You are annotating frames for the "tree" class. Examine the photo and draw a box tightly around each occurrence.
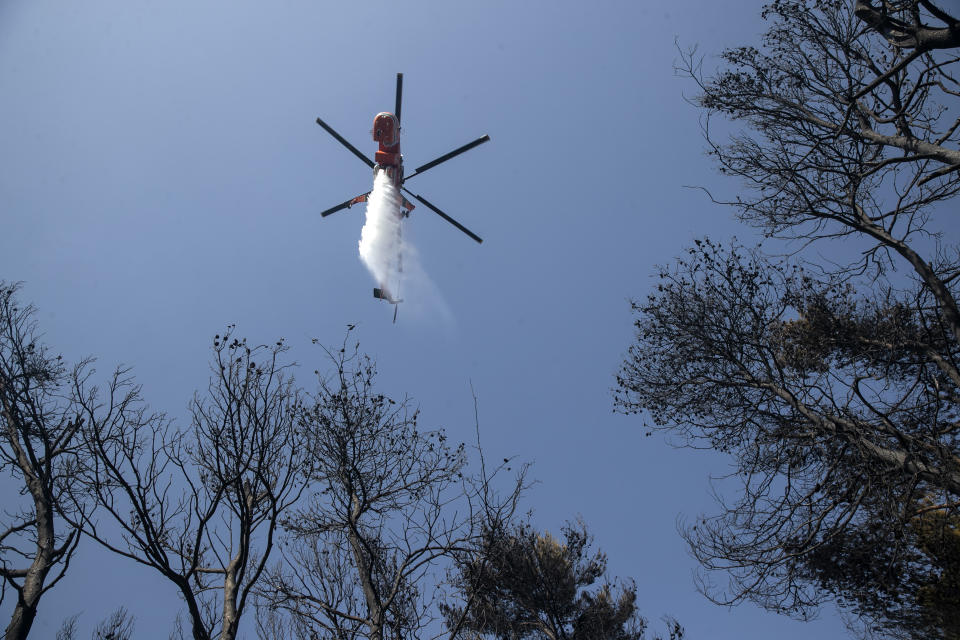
[854,1,960,52]
[55,607,135,640]
[90,607,135,640]
[617,241,960,636]
[261,339,527,640]
[801,493,960,637]
[441,520,682,640]
[616,1,960,637]
[66,328,308,640]
[0,282,82,640]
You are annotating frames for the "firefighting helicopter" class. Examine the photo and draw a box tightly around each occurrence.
[316,73,488,314]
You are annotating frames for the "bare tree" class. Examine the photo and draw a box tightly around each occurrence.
[67,328,308,640]
[261,338,526,640]
[56,614,79,640]
[0,282,82,640]
[616,1,960,637]
[91,607,135,640]
[55,607,135,640]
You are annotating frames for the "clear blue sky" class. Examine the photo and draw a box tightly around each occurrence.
[0,1,855,638]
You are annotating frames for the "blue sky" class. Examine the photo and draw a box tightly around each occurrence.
[1,1,855,638]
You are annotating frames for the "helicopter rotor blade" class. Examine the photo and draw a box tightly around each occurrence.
[320,193,368,217]
[404,134,490,182]
[315,117,375,169]
[395,73,403,124]
[402,188,483,244]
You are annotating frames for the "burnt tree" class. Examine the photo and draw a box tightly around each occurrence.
[0,283,82,640]
[262,340,526,640]
[617,1,960,637]
[67,329,308,640]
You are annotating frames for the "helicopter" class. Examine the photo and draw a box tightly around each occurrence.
[315,73,488,313]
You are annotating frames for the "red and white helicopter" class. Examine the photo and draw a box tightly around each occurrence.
[316,73,488,311]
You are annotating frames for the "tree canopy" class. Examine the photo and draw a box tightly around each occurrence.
[442,520,682,640]
[617,1,960,638]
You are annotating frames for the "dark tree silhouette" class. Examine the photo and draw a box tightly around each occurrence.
[442,520,682,640]
[90,607,135,640]
[0,282,82,640]
[617,1,960,637]
[55,607,135,640]
[66,328,308,640]
[260,339,527,640]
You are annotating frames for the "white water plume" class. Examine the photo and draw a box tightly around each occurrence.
[358,170,402,293]
[357,170,454,326]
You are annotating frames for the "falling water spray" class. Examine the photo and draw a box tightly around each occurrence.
[356,171,453,325]
[358,170,403,297]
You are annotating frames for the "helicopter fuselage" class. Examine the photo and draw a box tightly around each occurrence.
[373,112,403,187]
[371,112,414,217]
